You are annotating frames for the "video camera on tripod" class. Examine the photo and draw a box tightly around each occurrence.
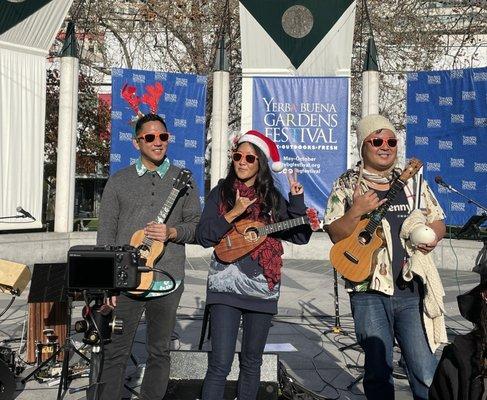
[68,245,143,346]
[66,245,146,400]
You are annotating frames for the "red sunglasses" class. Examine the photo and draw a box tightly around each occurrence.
[232,152,258,164]
[137,132,169,143]
[365,138,398,148]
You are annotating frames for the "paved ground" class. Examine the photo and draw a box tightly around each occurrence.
[0,257,480,399]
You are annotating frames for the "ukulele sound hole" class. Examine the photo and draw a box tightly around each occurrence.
[244,227,259,242]
[358,231,372,245]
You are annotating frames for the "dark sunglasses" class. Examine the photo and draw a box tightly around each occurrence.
[232,152,258,164]
[137,132,169,143]
[365,138,398,148]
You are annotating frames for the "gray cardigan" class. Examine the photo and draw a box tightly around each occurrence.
[97,164,201,282]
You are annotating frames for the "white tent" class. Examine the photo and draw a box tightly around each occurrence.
[0,0,73,230]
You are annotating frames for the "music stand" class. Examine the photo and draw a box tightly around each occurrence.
[456,214,487,240]
[22,263,90,400]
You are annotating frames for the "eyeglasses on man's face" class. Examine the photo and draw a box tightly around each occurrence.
[136,132,169,143]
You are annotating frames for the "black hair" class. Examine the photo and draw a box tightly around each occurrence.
[134,113,167,136]
[221,142,282,222]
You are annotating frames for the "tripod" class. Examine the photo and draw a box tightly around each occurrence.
[22,296,90,399]
[322,267,364,388]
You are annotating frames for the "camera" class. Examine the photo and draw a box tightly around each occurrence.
[68,245,141,291]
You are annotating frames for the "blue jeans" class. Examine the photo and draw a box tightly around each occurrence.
[350,292,438,400]
[201,304,273,400]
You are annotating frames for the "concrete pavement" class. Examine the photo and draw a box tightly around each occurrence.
[0,257,480,399]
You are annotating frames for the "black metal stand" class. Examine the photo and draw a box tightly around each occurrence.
[323,268,354,339]
[22,297,90,400]
[0,214,24,220]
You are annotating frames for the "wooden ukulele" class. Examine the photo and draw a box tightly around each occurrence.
[214,208,320,263]
[129,169,192,298]
[329,158,423,283]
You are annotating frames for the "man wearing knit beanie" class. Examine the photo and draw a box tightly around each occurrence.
[324,114,447,400]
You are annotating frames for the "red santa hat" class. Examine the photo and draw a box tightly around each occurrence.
[237,130,284,172]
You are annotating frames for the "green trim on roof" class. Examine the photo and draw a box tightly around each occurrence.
[0,0,54,35]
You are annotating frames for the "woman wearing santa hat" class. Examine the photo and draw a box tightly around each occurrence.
[195,130,313,400]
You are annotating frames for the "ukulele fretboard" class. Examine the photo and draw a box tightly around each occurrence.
[256,216,308,236]
[364,179,405,234]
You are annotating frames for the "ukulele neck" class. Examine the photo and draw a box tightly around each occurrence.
[256,216,308,236]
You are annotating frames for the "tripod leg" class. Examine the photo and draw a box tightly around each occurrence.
[21,349,60,384]
[198,304,210,350]
[87,346,102,400]
[347,373,364,390]
[58,343,71,398]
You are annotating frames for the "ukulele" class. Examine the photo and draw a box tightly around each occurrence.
[214,208,320,263]
[329,158,423,283]
[129,169,192,298]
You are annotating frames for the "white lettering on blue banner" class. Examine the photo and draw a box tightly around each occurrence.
[439,140,453,150]
[427,119,442,128]
[426,162,441,171]
[185,99,198,108]
[450,158,465,167]
[439,96,453,106]
[132,74,145,83]
[415,136,429,145]
[173,159,186,168]
[451,114,464,123]
[428,75,441,84]
[462,181,477,190]
[174,118,187,128]
[185,139,197,148]
[463,136,477,145]
[119,132,133,141]
[451,202,466,212]
[194,156,205,165]
[462,91,476,100]
[175,77,188,87]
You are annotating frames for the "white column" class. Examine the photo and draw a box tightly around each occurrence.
[362,70,379,117]
[54,56,79,232]
[210,70,230,189]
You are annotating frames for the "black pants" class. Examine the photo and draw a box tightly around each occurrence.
[97,284,183,400]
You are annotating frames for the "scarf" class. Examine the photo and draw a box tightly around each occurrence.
[356,161,401,187]
[222,180,284,291]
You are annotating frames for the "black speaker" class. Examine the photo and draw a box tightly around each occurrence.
[163,350,279,400]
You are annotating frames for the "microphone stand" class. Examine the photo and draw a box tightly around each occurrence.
[439,182,487,213]
[0,214,27,220]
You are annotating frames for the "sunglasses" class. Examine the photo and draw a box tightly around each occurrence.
[137,132,169,143]
[232,152,258,164]
[365,138,398,148]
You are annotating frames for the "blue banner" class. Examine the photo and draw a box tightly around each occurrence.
[406,67,487,226]
[252,77,349,217]
[110,68,207,203]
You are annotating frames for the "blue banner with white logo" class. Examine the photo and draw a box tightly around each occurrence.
[110,68,207,203]
[406,67,487,226]
[252,77,349,217]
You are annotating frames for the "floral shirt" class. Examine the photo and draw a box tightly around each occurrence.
[324,165,445,295]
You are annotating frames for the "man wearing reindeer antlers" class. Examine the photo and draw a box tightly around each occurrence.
[96,113,200,400]
[324,114,447,400]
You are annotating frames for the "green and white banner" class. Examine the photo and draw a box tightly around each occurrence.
[239,0,356,130]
